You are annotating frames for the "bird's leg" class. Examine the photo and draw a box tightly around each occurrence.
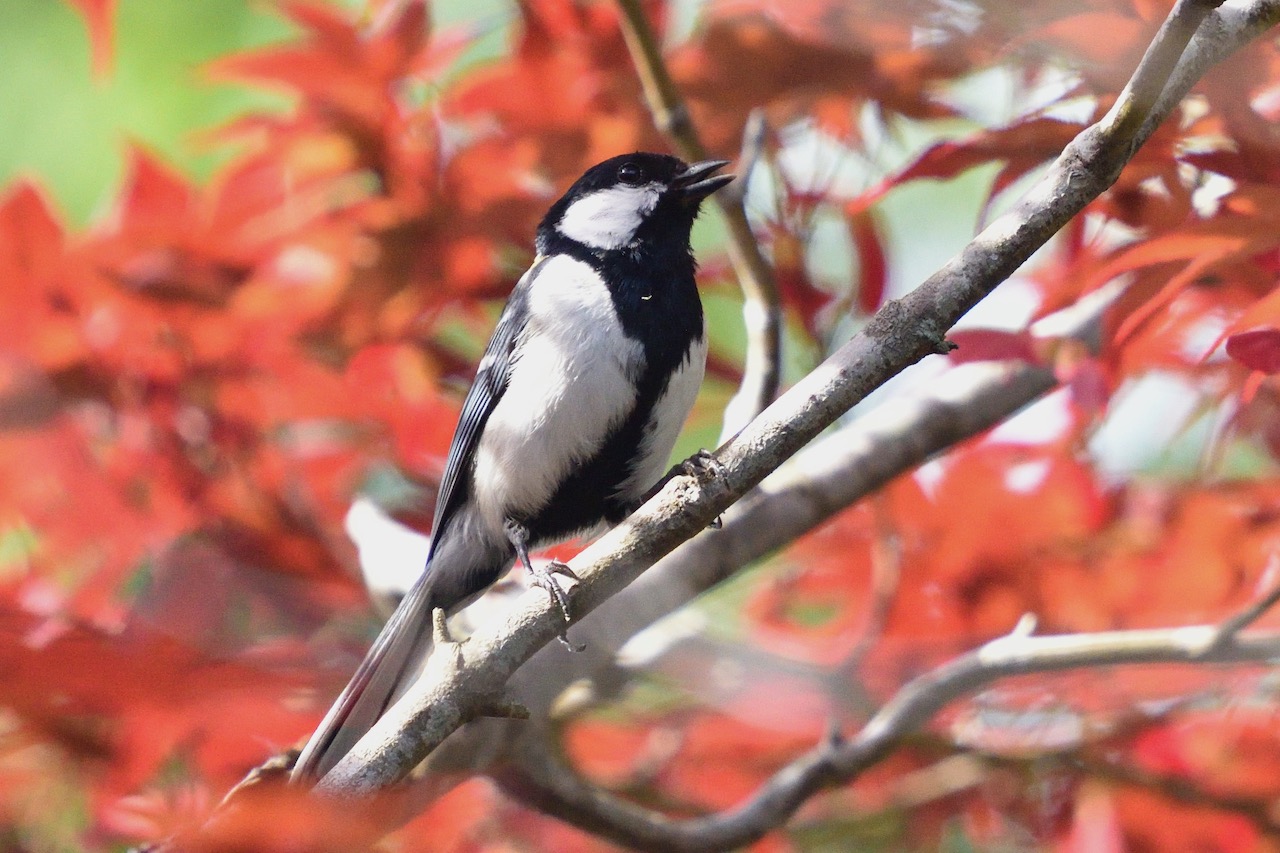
[504,519,582,652]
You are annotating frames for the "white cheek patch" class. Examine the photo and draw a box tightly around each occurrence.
[558,184,662,250]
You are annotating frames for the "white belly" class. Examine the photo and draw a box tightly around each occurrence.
[471,255,646,534]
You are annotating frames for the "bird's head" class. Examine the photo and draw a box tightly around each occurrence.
[538,153,732,255]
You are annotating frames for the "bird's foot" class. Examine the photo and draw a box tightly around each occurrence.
[529,561,585,652]
[643,448,726,506]
[528,559,574,624]
[681,447,725,481]
[682,449,725,529]
[505,519,584,652]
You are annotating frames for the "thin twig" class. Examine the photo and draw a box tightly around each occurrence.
[718,110,777,440]
[718,109,766,210]
[487,542,1280,851]
[497,626,1280,852]
[1212,552,1280,644]
[910,735,1280,837]
[1077,753,1280,834]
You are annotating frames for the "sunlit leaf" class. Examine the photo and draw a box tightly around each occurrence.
[1226,327,1280,374]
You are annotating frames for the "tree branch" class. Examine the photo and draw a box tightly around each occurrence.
[491,0,1275,734]
[213,224,1072,829]
[494,614,1280,852]
[392,336,1081,810]
[414,353,1066,767]
[315,0,1278,800]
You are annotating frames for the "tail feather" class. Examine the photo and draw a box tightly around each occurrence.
[293,504,514,784]
[291,571,439,783]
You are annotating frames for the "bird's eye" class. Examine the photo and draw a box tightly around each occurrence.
[617,163,645,186]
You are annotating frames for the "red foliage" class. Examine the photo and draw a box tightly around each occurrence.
[1228,328,1280,374]
[15,0,1280,849]
[849,207,887,314]
[946,329,1041,365]
[65,0,116,76]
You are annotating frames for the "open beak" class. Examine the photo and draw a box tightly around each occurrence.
[674,159,733,203]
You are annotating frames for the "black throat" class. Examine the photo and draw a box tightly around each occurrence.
[536,222,705,371]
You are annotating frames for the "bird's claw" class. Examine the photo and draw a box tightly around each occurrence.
[528,561,583,652]
[682,449,724,530]
[557,633,586,653]
[528,565,572,621]
[548,560,580,581]
[505,519,584,652]
[681,448,725,482]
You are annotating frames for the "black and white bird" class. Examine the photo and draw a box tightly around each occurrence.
[292,152,732,782]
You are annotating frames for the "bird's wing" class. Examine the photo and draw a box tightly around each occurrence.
[291,258,545,784]
[427,257,544,554]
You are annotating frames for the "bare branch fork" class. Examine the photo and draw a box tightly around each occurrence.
[314,0,1280,796]
[496,612,1280,853]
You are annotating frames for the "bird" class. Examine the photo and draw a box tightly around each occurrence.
[292,152,733,782]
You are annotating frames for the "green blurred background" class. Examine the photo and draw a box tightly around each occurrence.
[0,0,997,354]
[0,0,294,224]
[0,0,508,226]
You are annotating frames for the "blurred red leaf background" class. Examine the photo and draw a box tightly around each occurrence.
[5,0,1280,850]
